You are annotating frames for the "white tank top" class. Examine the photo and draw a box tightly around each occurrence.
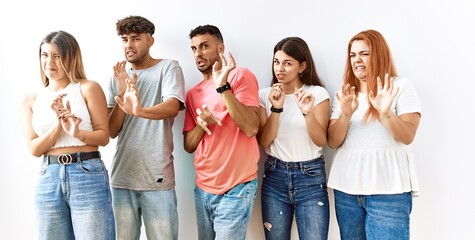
[32,82,93,149]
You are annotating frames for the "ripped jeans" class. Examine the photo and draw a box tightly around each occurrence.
[261,155,329,240]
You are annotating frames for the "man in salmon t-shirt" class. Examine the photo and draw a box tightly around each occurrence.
[183,24,260,240]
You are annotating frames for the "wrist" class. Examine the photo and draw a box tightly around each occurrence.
[270,106,283,113]
[216,82,231,93]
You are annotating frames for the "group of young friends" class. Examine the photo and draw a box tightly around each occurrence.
[20,15,421,240]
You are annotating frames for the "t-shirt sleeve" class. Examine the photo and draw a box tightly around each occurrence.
[183,90,197,133]
[395,77,421,116]
[312,86,330,106]
[162,60,186,110]
[229,68,259,108]
[258,87,270,108]
[106,75,117,109]
[330,91,341,120]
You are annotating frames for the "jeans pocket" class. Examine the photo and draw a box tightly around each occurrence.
[264,159,275,172]
[78,159,105,174]
[302,162,325,177]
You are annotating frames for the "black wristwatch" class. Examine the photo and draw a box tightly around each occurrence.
[216,82,232,93]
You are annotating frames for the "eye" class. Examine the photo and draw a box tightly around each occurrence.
[349,53,356,58]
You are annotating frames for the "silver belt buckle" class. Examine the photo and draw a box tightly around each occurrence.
[58,154,73,165]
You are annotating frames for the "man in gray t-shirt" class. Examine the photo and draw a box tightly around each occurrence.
[107,15,185,240]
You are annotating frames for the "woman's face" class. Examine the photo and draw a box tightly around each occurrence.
[40,43,65,81]
[350,40,370,81]
[273,50,305,84]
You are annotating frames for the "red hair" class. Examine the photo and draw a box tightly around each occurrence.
[343,29,398,122]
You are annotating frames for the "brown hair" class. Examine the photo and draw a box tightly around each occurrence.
[39,30,86,87]
[271,37,325,87]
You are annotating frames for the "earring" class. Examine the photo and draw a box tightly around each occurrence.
[299,72,303,78]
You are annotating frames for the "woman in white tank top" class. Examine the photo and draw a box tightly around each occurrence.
[19,30,115,240]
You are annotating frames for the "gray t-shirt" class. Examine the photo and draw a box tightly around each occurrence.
[107,59,185,190]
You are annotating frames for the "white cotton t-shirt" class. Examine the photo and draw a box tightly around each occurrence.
[327,77,422,196]
[259,84,330,162]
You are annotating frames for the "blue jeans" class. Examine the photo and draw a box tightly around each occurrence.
[334,190,412,240]
[35,158,115,240]
[261,156,329,240]
[112,188,178,240]
[194,178,258,240]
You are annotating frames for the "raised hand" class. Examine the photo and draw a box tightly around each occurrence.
[369,73,399,116]
[113,60,129,97]
[268,83,285,109]
[115,80,142,116]
[51,93,67,119]
[195,104,222,135]
[294,87,315,116]
[58,100,82,139]
[212,52,236,88]
[335,83,359,117]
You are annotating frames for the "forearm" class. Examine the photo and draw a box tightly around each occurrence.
[75,128,109,147]
[28,124,63,157]
[183,126,206,153]
[304,114,327,147]
[257,113,280,148]
[108,105,126,139]
[327,115,351,149]
[380,112,420,145]
[135,99,180,120]
[220,91,259,137]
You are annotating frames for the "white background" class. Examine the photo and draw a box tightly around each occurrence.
[1,0,474,239]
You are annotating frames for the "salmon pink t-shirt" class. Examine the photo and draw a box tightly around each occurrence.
[183,67,260,194]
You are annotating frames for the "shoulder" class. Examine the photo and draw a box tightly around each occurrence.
[20,92,37,108]
[78,79,103,95]
[159,59,181,69]
[305,85,330,96]
[230,67,257,84]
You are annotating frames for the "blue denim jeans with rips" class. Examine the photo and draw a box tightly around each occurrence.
[261,155,329,240]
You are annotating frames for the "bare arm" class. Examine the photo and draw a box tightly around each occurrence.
[213,52,259,137]
[381,112,420,144]
[183,125,207,153]
[304,99,330,147]
[19,93,62,157]
[220,91,259,137]
[256,106,280,148]
[78,80,110,146]
[327,83,358,149]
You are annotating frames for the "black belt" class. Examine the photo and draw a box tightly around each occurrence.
[43,151,101,165]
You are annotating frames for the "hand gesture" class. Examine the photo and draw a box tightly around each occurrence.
[294,87,315,115]
[113,60,130,97]
[51,93,67,119]
[268,83,285,109]
[369,73,399,116]
[57,100,82,139]
[212,52,236,88]
[196,104,222,135]
[115,80,142,116]
[335,83,359,117]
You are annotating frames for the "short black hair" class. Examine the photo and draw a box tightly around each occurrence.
[189,24,223,42]
[116,15,155,36]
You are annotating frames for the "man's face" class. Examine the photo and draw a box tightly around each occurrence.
[121,33,152,64]
[190,33,223,74]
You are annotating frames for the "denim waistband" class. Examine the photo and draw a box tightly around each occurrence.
[267,155,324,170]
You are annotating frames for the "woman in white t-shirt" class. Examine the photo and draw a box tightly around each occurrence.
[257,37,330,240]
[327,29,422,240]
